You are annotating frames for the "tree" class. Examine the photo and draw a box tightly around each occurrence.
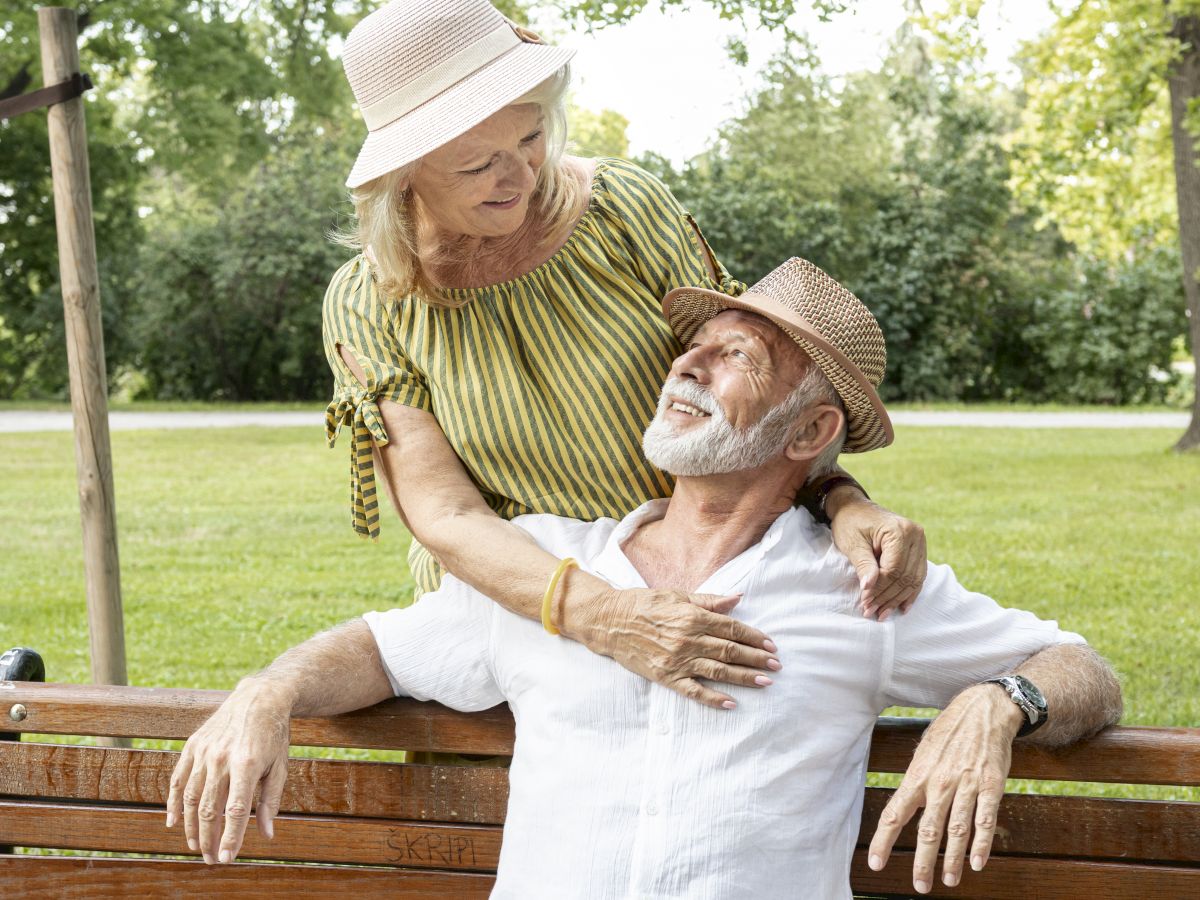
[1009,0,1200,449]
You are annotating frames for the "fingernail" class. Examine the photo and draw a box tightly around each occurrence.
[753,675,773,686]
[165,813,175,828]
[219,850,231,864]
[721,700,736,710]
[861,605,875,619]
[868,853,882,871]
[879,609,892,623]
[943,872,959,887]
[971,855,984,871]
[914,880,930,894]
[187,839,197,852]
[202,853,213,865]
[763,639,777,652]
[766,658,782,671]
[261,818,274,839]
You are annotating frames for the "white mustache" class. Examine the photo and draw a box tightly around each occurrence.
[659,377,717,417]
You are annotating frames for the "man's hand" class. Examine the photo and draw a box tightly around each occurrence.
[867,685,1023,893]
[827,493,926,620]
[166,678,293,864]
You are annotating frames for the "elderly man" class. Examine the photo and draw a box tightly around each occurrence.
[169,258,1121,899]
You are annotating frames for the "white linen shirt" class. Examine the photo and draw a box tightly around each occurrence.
[364,501,1084,900]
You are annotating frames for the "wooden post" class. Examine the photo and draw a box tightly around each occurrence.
[38,7,127,690]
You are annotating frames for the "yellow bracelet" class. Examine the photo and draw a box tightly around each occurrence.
[541,557,577,636]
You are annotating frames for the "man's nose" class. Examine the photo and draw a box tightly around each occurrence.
[670,344,712,383]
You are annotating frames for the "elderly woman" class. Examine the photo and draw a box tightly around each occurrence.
[324,0,927,708]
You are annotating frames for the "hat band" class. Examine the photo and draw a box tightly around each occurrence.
[358,24,522,131]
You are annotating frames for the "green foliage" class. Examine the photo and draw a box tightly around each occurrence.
[567,101,630,158]
[130,133,356,401]
[651,29,1188,403]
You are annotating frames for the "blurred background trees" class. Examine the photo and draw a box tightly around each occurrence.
[1,1,1196,424]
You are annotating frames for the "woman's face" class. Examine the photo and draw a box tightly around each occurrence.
[408,103,547,239]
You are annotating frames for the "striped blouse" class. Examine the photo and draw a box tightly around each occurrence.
[322,158,744,597]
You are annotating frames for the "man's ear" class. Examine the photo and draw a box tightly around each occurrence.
[784,404,845,463]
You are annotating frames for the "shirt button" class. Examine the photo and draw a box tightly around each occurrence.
[655,722,669,735]
[646,802,659,816]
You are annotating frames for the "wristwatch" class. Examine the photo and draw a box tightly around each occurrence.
[983,675,1048,737]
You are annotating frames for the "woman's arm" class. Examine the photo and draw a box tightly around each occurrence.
[342,348,780,710]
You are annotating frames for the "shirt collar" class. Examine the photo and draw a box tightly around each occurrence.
[588,498,800,595]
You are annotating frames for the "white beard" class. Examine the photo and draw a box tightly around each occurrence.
[642,377,802,477]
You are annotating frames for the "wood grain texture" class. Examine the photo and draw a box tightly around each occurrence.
[0,742,510,823]
[6,685,1199,785]
[849,849,1200,899]
[36,6,126,691]
[0,683,516,753]
[0,855,495,898]
[866,716,1200,786]
[0,801,502,870]
[858,787,1200,864]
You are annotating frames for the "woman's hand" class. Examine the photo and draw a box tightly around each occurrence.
[827,489,927,620]
[565,587,781,709]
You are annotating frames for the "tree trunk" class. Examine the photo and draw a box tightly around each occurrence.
[1168,14,1200,451]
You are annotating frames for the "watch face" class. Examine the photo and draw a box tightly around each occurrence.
[1014,675,1047,709]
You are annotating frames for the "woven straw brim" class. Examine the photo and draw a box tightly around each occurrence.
[662,288,894,453]
[346,42,575,188]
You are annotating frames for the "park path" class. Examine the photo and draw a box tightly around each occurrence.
[0,409,1191,433]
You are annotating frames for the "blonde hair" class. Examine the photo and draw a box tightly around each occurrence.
[335,66,580,307]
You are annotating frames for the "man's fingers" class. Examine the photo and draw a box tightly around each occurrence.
[256,756,290,840]
[940,781,978,888]
[969,787,1003,872]
[841,540,881,606]
[166,746,193,829]
[912,798,950,895]
[198,761,231,864]
[867,788,920,870]
[218,763,260,863]
[181,763,207,855]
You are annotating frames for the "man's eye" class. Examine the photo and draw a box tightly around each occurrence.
[731,349,750,361]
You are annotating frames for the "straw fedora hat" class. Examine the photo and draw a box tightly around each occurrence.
[662,258,894,453]
[341,0,575,188]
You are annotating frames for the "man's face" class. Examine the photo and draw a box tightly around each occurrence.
[642,309,812,476]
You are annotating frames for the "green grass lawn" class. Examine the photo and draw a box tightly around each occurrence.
[1,424,1197,795]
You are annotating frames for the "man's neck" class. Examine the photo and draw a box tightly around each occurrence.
[622,463,808,593]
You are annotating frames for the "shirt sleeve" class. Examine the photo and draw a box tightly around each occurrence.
[361,575,504,712]
[602,159,746,300]
[882,561,1087,710]
[322,256,432,540]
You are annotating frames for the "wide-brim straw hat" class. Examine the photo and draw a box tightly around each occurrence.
[662,258,894,453]
[342,0,575,188]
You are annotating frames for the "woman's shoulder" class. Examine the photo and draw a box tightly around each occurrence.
[591,156,684,211]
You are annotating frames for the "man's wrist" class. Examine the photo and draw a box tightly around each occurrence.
[974,682,1026,739]
[237,672,300,713]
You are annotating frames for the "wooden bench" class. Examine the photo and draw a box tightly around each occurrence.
[2,679,1199,898]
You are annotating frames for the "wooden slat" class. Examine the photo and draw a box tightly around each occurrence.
[0,801,501,870]
[867,716,1200,786]
[0,742,510,824]
[849,849,1200,899]
[858,787,1200,864]
[6,684,1200,785]
[0,682,516,754]
[0,855,494,898]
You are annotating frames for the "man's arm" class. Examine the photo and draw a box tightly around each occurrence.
[166,619,393,866]
[868,642,1122,894]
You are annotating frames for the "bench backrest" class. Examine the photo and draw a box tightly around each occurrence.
[2,682,1199,898]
